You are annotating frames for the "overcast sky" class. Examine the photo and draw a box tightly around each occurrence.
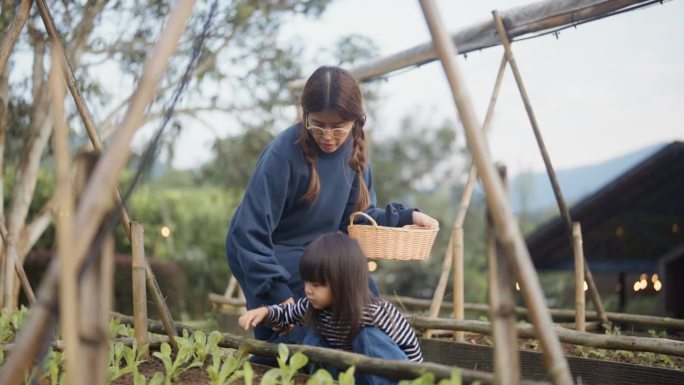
[172,0,683,177]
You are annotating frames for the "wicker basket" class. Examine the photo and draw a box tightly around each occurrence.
[347,212,438,261]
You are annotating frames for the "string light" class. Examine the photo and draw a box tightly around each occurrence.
[160,226,171,238]
[367,261,377,272]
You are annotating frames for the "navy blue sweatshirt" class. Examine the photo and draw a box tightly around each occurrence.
[225,123,415,310]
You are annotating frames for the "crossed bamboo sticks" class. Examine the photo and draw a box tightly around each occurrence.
[0,1,196,384]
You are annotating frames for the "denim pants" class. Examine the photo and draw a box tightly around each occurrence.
[303,327,407,385]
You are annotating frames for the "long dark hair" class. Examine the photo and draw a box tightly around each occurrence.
[297,66,370,212]
[299,232,376,343]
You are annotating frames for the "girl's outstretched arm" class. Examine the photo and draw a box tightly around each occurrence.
[238,307,269,330]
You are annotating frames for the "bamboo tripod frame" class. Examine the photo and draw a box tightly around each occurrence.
[491,10,609,327]
[418,1,574,384]
[487,166,521,385]
[427,2,612,358]
[425,54,508,341]
[35,0,180,348]
[391,296,684,330]
[0,1,196,384]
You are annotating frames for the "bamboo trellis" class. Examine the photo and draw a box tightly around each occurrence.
[418,1,574,383]
[491,9,609,327]
[424,54,508,341]
[486,165,521,385]
[0,1,196,384]
[114,313,553,385]
[406,315,684,357]
[390,296,684,330]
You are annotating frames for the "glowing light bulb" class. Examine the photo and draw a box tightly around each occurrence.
[160,226,171,237]
[651,274,659,283]
[583,281,588,292]
[515,282,520,291]
[367,261,377,272]
[639,279,647,290]
[654,281,662,291]
[633,281,640,292]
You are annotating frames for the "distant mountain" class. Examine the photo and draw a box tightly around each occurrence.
[508,143,667,214]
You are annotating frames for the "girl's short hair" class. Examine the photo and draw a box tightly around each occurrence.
[300,232,374,342]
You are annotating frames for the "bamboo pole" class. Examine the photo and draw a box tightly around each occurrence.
[79,231,110,385]
[49,46,81,385]
[488,165,520,385]
[0,262,57,385]
[146,260,178,350]
[407,315,684,357]
[0,3,195,382]
[100,235,115,371]
[0,0,32,75]
[0,223,34,304]
[451,228,464,342]
[208,292,247,307]
[288,1,653,89]
[491,10,609,328]
[1,335,170,355]
[572,223,586,332]
[388,296,684,330]
[418,2,573,384]
[72,152,104,385]
[131,222,149,356]
[34,0,178,343]
[110,313,550,385]
[34,0,99,150]
[427,54,507,341]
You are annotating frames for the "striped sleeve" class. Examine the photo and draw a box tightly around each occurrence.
[374,301,423,362]
[262,297,310,329]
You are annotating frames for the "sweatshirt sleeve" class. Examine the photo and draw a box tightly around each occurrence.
[346,163,416,228]
[228,145,293,305]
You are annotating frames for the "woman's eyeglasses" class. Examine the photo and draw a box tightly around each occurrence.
[306,118,353,139]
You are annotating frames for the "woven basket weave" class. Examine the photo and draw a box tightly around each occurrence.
[347,212,438,261]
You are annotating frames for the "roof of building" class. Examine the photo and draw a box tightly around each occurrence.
[526,141,684,273]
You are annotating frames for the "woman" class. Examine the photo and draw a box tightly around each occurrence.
[226,66,438,345]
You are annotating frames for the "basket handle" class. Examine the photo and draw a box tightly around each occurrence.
[349,211,378,228]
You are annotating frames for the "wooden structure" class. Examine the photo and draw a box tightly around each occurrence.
[0,1,195,384]
[527,141,684,317]
[420,339,684,385]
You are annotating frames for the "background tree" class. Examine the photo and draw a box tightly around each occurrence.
[0,0,334,309]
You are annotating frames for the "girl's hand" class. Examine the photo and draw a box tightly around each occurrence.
[412,211,439,228]
[238,307,269,330]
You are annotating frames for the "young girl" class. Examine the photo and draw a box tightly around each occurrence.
[226,65,438,346]
[239,232,423,370]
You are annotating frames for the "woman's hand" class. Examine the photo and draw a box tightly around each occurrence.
[238,307,269,330]
[412,211,439,228]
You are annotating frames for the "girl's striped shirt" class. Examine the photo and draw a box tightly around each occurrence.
[262,297,423,362]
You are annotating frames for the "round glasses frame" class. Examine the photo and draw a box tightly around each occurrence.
[306,117,353,139]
